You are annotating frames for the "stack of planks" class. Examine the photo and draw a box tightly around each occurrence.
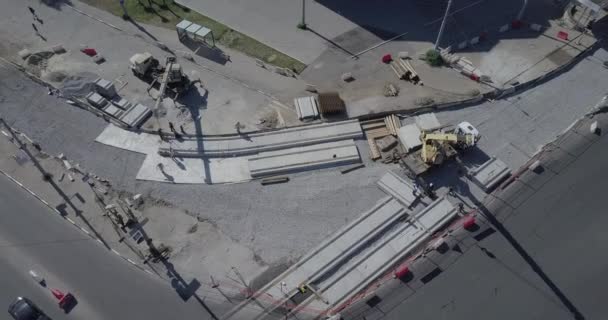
[389,57,422,85]
[360,115,401,160]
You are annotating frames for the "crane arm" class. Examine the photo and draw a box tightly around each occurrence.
[422,132,475,146]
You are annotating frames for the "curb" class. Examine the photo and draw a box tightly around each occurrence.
[0,169,155,277]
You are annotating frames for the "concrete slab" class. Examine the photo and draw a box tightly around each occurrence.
[136,152,250,184]
[374,279,415,314]
[102,104,123,118]
[516,166,556,192]
[555,130,595,157]
[425,235,464,270]
[484,196,515,223]
[405,256,437,290]
[494,180,536,209]
[470,157,511,191]
[413,197,457,231]
[162,120,363,157]
[95,124,160,155]
[294,96,320,121]
[112,98,131,110]
[94,78,116,98]
[377,171,416,207]
[85,92,108,108]
[535,144,576,174]
[424,246,460,271]
[572,118,603,143]
[248,140,360,178]
[300,197,457,312]
[397,124,422,152]
[415,113,441,131]
[223,197,407,320]
[120,103,152,128]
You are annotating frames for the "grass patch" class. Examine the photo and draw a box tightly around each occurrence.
[424,49,443,67]
[79,0,306,72]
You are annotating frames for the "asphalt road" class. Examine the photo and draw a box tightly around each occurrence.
[375,118,608,319]
[0,173,218,320]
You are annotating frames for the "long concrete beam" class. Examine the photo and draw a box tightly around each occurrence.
[222,197,408,320]
[159,120,363,158]
[248,140,360,178]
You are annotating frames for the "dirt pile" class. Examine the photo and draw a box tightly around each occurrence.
[24,51,54,76]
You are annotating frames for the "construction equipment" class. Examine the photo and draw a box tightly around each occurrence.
[420,127,477,165]
[129,53,192,97]
[400,122,480,176]
[130,52,160,78]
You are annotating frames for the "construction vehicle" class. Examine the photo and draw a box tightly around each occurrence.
[401,122,480,176]
[129,53,192,96]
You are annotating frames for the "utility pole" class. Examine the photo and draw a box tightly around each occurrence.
[297,0,307,30]
[434,0,454,50]
[516,0,528,21]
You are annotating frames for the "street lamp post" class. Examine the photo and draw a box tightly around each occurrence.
[516,0,528,21]
[297,0,307,30]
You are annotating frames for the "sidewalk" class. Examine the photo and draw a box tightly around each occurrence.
[176,0,356,65]
[298,0,599,118]
[0,124,267,315]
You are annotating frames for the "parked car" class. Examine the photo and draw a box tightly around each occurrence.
[7,297,51,320]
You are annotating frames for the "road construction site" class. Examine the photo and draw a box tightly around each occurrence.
[2,0,608,319]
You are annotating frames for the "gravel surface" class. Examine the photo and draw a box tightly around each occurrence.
[0,61,389,265]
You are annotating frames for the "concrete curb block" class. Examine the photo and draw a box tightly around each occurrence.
[0,169,155,278]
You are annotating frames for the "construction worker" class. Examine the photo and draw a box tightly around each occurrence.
[28,6,37,17]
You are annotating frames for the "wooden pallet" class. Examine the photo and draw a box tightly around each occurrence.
[368,137,381,160]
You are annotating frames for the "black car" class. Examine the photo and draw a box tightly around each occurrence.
[7,297,51,320]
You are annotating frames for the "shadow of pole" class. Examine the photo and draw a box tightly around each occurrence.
[125,15,160,41]
[187,93,212,184]
[161,258,220,320]
[306,27,357,57]
[474,244,570,312]
[447,172,585,319]
[479,206,585,320]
